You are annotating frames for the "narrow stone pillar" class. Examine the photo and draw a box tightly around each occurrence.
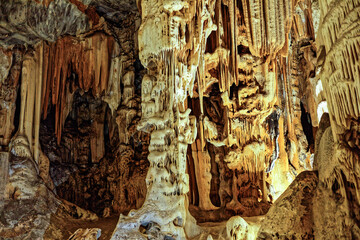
[0,152,9,200]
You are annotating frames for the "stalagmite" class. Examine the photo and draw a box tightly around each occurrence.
[19,49,42,162]
[34,43,43,162]
[0,152,9,200]
[191,139,217,210]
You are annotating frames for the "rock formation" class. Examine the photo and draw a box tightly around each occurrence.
[0,0,359,239]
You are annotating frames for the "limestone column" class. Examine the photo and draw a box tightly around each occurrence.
[18,42,44,164]
[111,0,216,238]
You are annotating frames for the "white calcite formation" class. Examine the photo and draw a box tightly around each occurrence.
[0,0,359,239]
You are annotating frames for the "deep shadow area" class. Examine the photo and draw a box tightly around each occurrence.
[300,102,314,151]
[40,90,149,217]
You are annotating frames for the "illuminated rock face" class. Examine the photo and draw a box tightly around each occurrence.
[312,0,360,238]
[0,0,359,239]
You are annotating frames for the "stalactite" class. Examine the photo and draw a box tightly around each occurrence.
[191,139,217,210]
[19,48,43,163]
[4,0,360,239]
[40,33,114,144]
[318,0,360,135]
[16,32,114,164]
[34,43,43,162]
[311,0,360,238]
[240,0,292,57]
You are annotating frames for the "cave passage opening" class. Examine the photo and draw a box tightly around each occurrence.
[39,86,148,217]
[40,89,118,216]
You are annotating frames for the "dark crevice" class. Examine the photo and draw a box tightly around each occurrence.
[205,31,217,54]
[13,81,21,136]
[300,102,314,151]
[237,45,251,55]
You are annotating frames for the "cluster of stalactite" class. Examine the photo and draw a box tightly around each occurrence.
[0,0,151,239]
[2,13,150,220]
[112,0,322,238]
[318,0,360,134]
[16,33,114,165]
[35,11,149,218]
[39,91,149,217]
[312,0,360,238]
[2,0,360,239]
[40,33,114,144]
[184,0,318,222]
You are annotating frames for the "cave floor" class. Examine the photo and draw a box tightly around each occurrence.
[44,214,119,240]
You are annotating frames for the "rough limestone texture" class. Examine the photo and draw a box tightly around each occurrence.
[0,0,91,46]
[257,171,318,240]
[312,113,360,239]
[0,136,59,240]
[0,47,21,147]
[0,0,359,239]
[68,228,101,240]
[312,0,360,238]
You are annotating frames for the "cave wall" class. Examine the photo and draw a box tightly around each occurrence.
[312,0,360,238]
[0,0,359,239]
[0,0,151,239]
[111,0,319,238]
[187,0,320,222]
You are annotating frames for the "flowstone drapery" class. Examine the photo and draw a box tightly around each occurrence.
[111,0,214,237]
[0,0,359,239]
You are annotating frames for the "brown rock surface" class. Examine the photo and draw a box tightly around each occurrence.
[0,0,359,239]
